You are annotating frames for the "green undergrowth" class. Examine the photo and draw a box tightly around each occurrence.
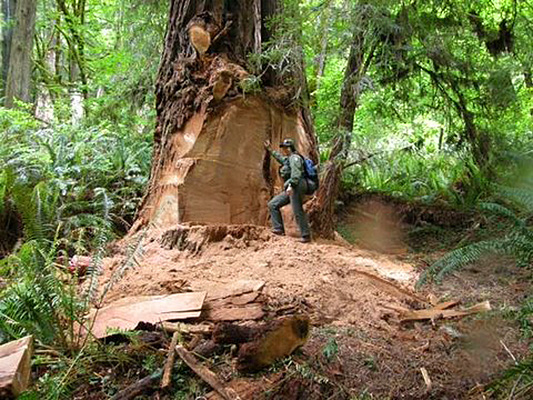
[0,106,152,256]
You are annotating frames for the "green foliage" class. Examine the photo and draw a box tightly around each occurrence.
[0,107,151,248]
[322,337,339,361]
[417,176,533,286]
[485,296,533,398]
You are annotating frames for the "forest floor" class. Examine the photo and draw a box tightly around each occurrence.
[77,196,531,399]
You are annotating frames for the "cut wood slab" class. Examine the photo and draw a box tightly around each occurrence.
[88,292,206,338]
[400,301,491,322]
[207,304,264,321]
[206,280,265,301]
[0,335,33,398]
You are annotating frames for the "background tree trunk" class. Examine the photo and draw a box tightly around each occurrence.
[4,0,35,107]
[1,0,16,94]
[131,0,318,234]
[307,31,374,238]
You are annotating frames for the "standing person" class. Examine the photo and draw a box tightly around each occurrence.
[264,138,311,243]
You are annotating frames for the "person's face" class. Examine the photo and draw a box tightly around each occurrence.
[280,146,290,156]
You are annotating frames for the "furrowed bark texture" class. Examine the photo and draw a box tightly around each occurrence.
[132,0,319,233]
[5,0,35,107]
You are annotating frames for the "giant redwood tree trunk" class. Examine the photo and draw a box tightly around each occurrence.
[131,0,318,233]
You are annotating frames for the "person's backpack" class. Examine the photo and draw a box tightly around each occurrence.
[299,155,319,194]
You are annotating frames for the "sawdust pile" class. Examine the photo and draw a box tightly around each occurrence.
[98,224,526,398]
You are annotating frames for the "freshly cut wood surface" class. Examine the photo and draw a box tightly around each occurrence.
[0,335,33,398]
[89,292,206,338]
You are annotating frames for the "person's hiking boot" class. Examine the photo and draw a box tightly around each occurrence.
[272,229,285,236]
[299,235,311,243]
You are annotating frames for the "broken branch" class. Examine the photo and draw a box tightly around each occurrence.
[161,331,181,389]
[111,369,162,400]
[400,301,491,322]
[175,345,235,400]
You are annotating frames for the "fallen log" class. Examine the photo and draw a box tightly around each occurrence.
[161,332,181,389]
[175,345,235,400]
[400,301,491,322]
[0,336,33,399]
[212,322,263,344]
[111,369,162,400]
[237,315,310,372]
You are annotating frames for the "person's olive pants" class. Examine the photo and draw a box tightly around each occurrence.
[268,179,310,237]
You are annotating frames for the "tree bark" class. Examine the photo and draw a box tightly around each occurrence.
[1,0,17,91]
[4,0,35,107]
[131,0,318,233]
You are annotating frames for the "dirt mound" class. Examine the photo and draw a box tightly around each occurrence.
[98,224,526,398]
[102,224,421,324]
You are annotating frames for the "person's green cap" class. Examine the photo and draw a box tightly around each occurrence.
[279,138,295,148]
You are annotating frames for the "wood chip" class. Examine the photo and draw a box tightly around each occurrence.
[175,345,237,400]
[420,367,432,392]
[0,336,33,398]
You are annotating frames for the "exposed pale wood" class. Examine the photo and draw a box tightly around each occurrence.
[175,345,236,400]
[230,292,260,305]
[206,280,265,301]
[400,301,491,322]
[0,336,33,398]
[207,304,264,321]
[111,369,161,400]
[88,292,206,338]
[161,332,181,389]
[160,322,213,335]
[433,300,460,310]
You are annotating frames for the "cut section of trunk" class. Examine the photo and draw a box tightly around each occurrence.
[131,1,318,233]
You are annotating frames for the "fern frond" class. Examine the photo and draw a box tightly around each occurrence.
[98,228,147,306]
[417,238,508,287]
[498,185,533,212]
[478,202,525,226]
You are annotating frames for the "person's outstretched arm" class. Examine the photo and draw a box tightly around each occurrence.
[264,140,285,165]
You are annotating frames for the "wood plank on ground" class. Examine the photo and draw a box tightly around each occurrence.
[0,335,33,398]
[88,292,207,338]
